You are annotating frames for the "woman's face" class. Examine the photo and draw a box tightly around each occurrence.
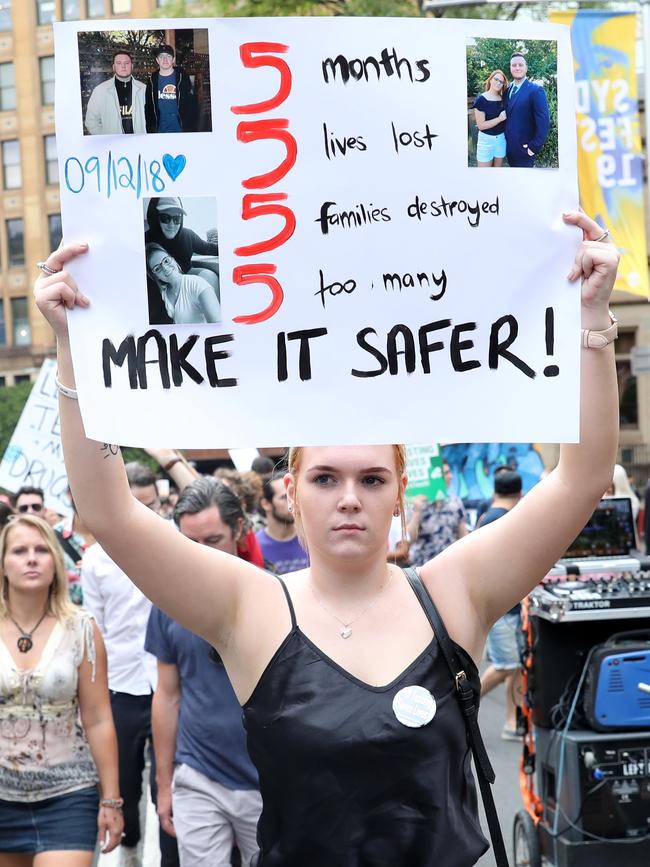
[287,445,404,562]
[490,73,506,94]
[3,524,55,597]
[158,209,182,240]
[148,249,179,284]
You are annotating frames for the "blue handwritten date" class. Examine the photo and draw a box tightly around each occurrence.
[64,152,186,199]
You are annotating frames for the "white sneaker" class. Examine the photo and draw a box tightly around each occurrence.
[119,846,142,867]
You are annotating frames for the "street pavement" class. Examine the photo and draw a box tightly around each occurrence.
[97,677,523,867]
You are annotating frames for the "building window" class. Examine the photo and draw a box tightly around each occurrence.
[2,140,21,190]
[88,0,106,17]
[14,374,31,383]
[0,376,5,387]
[0,302,5,346]
[62,0,81,19]
[36,0,55,26]
[44,135,58,185]
[112,0,131,12]
[7,218,24,268]
[40,57,55,106]
[0,63,16,112]
[11,298,30,346]
[48,213,62,251]
[616,329,638,429]
[0,1,11,32]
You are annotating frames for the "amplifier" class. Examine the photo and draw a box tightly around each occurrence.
[535,728,650,844]
[530,570,650,623]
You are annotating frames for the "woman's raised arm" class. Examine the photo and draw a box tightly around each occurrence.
[33,244,261,648]
[423,211,620,629]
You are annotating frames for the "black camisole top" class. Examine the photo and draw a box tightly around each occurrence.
[242,574,489,866]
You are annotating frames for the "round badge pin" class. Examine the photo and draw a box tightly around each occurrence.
[392,685,437,728]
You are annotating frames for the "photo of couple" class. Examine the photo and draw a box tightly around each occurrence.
[143,196,221,326]
[467,38,558,169]
[78,28,211,136]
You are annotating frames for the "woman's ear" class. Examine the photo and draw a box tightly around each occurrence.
[284,472,295,511]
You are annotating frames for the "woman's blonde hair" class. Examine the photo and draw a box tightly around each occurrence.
[287,445,408,544]
[0,515,77,621]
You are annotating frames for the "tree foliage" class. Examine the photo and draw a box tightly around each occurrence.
[0,381,33,461]
[159,0,422,17]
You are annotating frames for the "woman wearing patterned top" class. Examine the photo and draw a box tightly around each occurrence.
[0,514,123,863]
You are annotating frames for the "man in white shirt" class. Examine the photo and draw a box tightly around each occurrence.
[85,50,147,136]
[82,462,177,867]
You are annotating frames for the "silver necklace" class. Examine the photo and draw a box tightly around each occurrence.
[309,569,393,639]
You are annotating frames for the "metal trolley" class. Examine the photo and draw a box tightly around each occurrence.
[513,591,650,867]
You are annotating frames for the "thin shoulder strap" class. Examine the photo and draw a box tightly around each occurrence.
[276,576,297,629]
[403,567,510,867]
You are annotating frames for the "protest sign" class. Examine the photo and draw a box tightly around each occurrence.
[54,17,579,448]
[0,359,71,516]
[405,445,446,502]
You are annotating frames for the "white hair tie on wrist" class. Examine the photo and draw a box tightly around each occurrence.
[55,374,78,400]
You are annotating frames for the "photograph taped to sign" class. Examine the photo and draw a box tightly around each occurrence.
[54,16,579,448]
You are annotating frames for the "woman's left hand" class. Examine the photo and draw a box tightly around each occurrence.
[564,211,620,311]
[97,805,124,854]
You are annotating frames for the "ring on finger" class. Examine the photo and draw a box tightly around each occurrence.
[36,261,60,276]
[594,229,610,243]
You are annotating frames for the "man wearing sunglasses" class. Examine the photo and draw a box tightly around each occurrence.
[14,485,45,515]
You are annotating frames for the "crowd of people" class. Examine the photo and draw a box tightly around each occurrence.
[2,436,648,865]
[0,212,631,866]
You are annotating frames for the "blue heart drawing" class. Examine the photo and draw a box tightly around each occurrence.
[162,153,187,182]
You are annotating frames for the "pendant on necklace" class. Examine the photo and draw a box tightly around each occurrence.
[340,626,353,639]
[17,636,33,653]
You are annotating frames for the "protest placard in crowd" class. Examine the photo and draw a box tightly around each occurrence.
[0,359,71,516]
[54,16,577,448]
[405,445,446,502]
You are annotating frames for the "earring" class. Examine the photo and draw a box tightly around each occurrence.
[393,506,400,517]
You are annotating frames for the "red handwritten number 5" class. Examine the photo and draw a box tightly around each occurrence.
[231,43,296,325]
[231,43,292,115]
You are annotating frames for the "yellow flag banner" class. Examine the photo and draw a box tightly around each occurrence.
[550,9,648,297]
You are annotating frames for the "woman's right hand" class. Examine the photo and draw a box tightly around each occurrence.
[498,110,507,121]
[33,243,90,343]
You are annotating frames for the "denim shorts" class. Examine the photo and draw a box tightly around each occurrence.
[476,131,507,163]
[0,785,98,852]
[486,610,522,670]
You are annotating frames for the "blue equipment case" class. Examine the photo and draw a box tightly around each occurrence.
[584,631,650,731]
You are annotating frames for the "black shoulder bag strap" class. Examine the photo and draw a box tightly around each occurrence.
[404,567,510,867]
[54,529,83,565]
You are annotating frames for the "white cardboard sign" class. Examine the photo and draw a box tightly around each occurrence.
[54,17,579,448]
[0,359,71,515]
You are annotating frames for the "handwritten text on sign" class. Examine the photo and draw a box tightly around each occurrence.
[0,360,71,516]
[54,17,579,447]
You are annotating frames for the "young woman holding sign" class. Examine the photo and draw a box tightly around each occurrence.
[33,210,618,867]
